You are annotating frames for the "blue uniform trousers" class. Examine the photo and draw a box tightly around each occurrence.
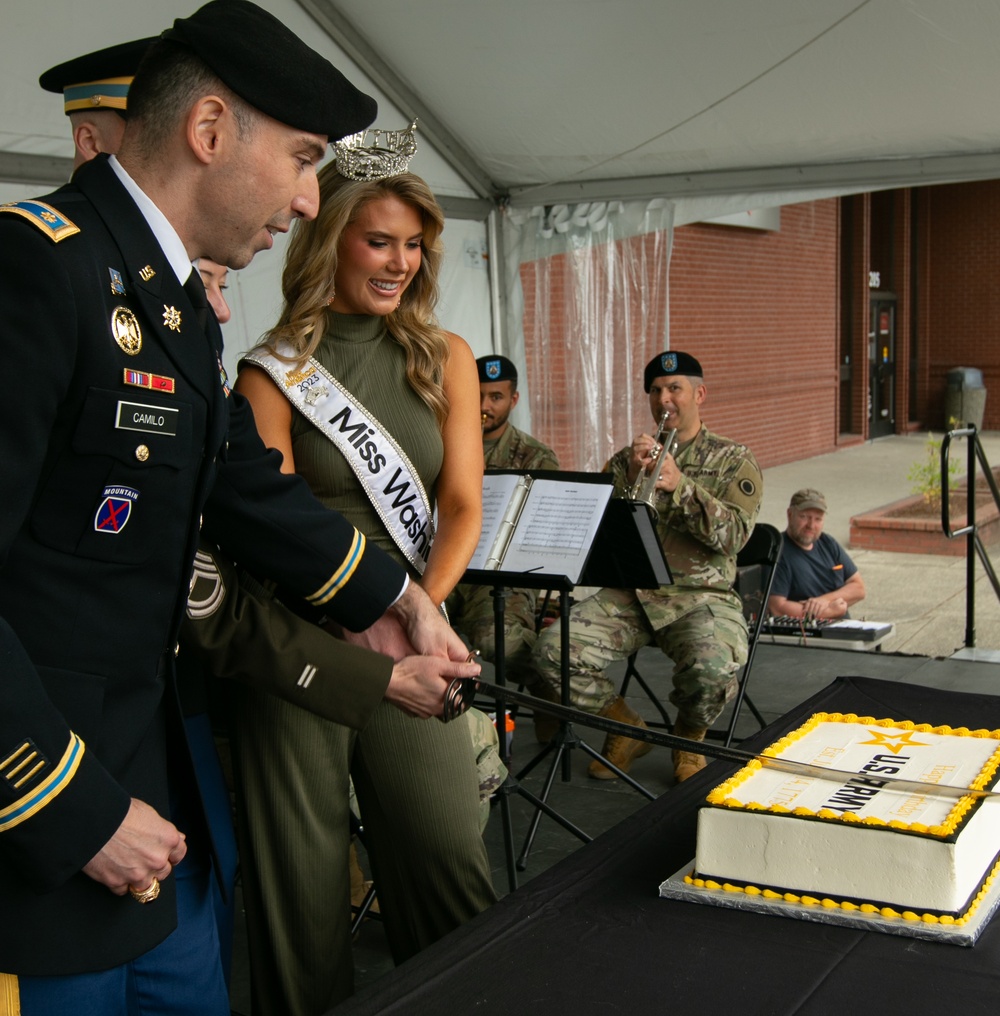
[14,849,228,1016]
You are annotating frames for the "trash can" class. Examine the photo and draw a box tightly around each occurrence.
[945,366,987,431]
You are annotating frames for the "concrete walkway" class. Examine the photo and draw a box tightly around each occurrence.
[759,431,1000,659]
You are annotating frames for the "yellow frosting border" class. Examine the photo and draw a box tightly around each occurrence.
[705,712,1000,838]
[684,853,1000,926]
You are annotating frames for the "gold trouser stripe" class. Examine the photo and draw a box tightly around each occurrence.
[0,973,20,1016]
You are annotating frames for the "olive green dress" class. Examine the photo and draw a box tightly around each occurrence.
[230,314,496,1016]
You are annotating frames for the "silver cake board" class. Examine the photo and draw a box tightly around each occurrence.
[659,861,1000,946]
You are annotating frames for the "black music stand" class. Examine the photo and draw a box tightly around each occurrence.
[475,578,580,890]
[462,472,670,882]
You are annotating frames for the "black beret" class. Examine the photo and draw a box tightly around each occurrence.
[643,351,703,392]
[477,355,518,384]
[161,0,377,139]
[39,38,155,116]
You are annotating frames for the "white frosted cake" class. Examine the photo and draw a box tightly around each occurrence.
[686,712,1000,924]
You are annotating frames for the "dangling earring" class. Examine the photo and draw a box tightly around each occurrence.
[326,290,336,307]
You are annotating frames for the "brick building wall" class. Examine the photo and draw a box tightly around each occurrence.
[920,179,1000,430]
[668,200,840,468]
[520,198,841,471]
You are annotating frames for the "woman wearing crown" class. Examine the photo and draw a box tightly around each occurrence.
[229,125,496,1014]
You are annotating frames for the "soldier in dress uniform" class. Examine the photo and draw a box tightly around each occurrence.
[39,35,246,988]
[39,36,153,171]
[0,3,477,1014]
[40,37,235,325]
[529,351,763,783]
[447,355,561,734]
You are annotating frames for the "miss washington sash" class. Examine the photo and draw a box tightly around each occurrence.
[243,345,434,575]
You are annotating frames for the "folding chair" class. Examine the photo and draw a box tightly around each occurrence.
[619,522,783,746]
[718,522,783,746]
[619,650,672,730]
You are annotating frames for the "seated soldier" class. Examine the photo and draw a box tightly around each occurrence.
[768,488,866,619]
[529,351,762,783]
[447,355,560,735]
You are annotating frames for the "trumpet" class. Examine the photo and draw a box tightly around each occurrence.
[627,413,677,508]
[481,412,489,430]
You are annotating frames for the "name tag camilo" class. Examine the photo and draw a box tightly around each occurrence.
[115,400,179,436]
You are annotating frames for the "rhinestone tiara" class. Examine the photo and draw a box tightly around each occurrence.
[333,118,419,181]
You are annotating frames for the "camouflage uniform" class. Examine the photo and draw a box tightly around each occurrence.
[531,425,762,728]
[447,424,559,686]
[482,423,560,473]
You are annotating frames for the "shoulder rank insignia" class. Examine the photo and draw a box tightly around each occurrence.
[0,200,79,243]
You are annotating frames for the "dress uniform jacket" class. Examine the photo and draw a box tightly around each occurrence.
[0,155,405,976]
[182,540,391,732]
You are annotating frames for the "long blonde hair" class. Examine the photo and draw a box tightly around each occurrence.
[264,167,450,425]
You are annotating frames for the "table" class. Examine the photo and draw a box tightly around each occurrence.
[331,676,1000,1015]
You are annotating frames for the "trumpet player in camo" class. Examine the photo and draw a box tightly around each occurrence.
[528,351,763,783]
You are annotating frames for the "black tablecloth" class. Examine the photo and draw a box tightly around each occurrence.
[332,677,1000,1014]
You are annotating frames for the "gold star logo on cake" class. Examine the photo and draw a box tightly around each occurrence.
[856,730,931,754]
[162,305,182,332]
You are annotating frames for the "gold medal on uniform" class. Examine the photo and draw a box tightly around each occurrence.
[162,305,182,332]
[110,306,142,355]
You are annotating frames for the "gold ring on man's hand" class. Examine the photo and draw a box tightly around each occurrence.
[128,876,161,903]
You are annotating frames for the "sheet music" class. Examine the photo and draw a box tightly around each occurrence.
[467,474,613,580]
[467,473,525,570]
[508,485,601,564]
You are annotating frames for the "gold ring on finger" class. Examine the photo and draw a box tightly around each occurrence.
[128,876,161,904]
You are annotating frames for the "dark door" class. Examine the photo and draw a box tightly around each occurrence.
[869,297,896,437]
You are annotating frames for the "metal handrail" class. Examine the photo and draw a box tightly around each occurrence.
[941,424,1000,648]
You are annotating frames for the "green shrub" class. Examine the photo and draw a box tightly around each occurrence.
[908,429,961,504]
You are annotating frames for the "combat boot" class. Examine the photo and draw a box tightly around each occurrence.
[526,679,561,743]
[672,722,708,783]
[587,696,652,779]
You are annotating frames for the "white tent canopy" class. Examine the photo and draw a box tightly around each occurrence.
[7,0,1000,206]
[317,0,1000,206]
[4,0,1000,385]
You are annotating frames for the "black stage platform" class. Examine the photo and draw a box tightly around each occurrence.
[331,665,1000,1015]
